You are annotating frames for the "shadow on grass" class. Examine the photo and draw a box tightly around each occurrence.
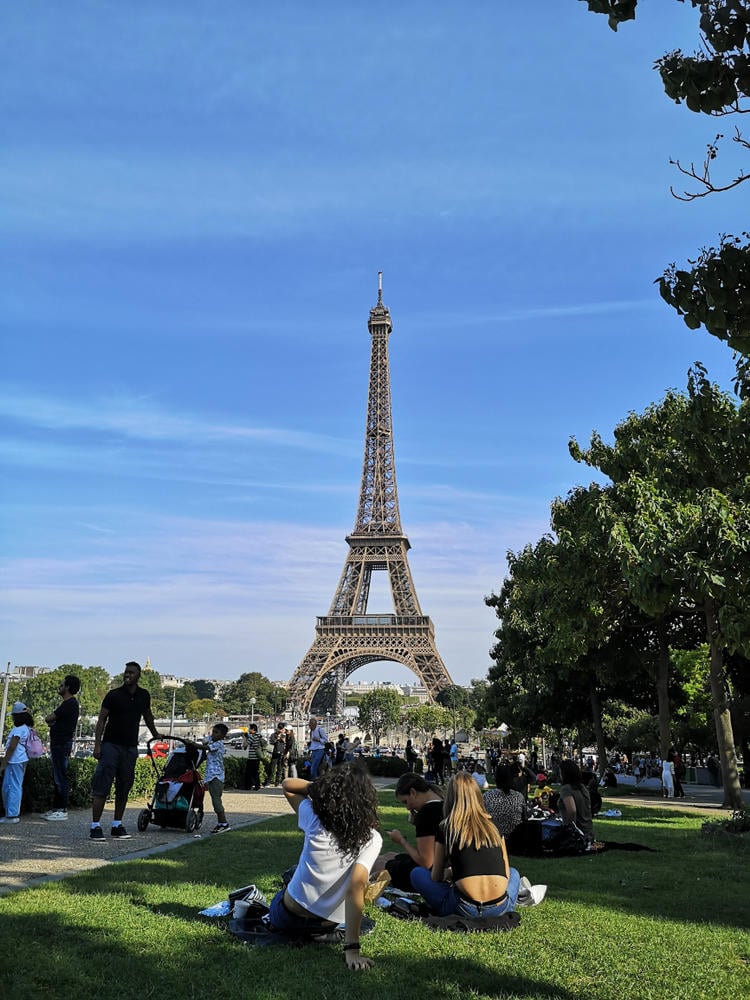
[0,909,581,1000]
[506,809,748,930]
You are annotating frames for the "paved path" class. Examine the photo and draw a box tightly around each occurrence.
[0,779,398,897]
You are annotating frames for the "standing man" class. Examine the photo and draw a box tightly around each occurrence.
[89,661,161,841]
[308,716,327,779]
[43,674,81,821]
[265,721,288,786]
[244,723,266,791]
[285,726,298,778]
[449,739,459,775]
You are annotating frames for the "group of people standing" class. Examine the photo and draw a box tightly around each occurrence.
[244,721,299,790]
[1,673,82,825]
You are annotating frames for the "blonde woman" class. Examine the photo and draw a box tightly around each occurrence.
[410,771,521,917]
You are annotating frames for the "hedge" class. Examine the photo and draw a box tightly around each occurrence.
[13,753,414,814]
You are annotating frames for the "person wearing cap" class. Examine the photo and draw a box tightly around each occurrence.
[0,702,34,823]
[43,674,81,821]
[89,661,162,841]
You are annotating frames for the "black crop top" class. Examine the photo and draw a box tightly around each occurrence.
[436,825,507,880]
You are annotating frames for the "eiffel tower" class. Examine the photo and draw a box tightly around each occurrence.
[287,275,452,716]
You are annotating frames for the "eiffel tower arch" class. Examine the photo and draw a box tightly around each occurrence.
[287,275,452,716]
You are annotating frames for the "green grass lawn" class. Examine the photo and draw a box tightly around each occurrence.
[1,796,747,1000]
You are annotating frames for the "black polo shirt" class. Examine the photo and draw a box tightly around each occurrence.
[101,686,152,747]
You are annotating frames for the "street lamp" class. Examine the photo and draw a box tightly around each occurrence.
[249,697,256,726]
[0,662,12,744]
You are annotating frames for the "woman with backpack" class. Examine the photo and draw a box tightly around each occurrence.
[0,701,35,823]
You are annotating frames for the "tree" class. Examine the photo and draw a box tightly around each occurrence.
[357,688,403,746]
[571,368,748,807]
[184,698,221,723]
[191,679,217,700]
[487,483,658,776]
[580,1,750,379]
[132,667,170,717]
[19,664,111,736]
[403,704,451,743]
[221,672,287,717]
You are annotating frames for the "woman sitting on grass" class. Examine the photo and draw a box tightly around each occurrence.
[483,761,528,848]
[410,771,520,918]
[267,763,382,971]
[557,759,594,847]
[371,772,443,890]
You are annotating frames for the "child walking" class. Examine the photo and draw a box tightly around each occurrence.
[198,723,230,834]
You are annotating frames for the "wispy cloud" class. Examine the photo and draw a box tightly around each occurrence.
[0,513,545,683]
[0,388,352,452]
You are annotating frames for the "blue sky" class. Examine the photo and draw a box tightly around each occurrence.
[1,3,743,687]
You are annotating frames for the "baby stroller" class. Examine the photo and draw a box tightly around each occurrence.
[137,737,206,833]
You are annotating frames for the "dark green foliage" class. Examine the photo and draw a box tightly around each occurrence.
[659,233,750,362]
[579,0,637,32]
[581,0,750,365]
[360,755,410,778]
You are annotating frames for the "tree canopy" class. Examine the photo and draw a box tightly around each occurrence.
[356,687,404,746]
[581,1,750,384]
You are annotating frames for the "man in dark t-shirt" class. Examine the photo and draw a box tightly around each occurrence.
[43,674,81,821]
[89,661,161,842]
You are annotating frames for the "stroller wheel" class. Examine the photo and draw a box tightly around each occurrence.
[137,808,150,832]
[186,810,198,833]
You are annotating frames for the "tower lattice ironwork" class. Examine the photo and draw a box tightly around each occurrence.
[287,275,452,716]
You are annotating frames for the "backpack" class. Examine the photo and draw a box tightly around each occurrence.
[25,727,44,759]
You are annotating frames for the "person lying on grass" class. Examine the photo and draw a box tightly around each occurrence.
[410,771,521,918]
[267,763,382,971]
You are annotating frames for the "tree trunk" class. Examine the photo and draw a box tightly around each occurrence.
[704,599,744,809]
[655,616,672,760]
[589,681,608,780]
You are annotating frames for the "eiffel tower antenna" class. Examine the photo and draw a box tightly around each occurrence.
[287,277,452,716]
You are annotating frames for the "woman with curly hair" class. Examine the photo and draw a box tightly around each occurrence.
[410,771,521,918]
[267,763,382,970]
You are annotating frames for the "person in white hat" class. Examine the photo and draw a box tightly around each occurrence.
[0,702,34,823]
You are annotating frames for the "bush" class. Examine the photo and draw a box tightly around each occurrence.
[702,807,750,838]
[361,755,409,778]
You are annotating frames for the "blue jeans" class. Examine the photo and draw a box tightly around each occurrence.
[2,761,27,818]
[268,890,336,935]
[410,866,521,918]
[309,749,325,778]
[51,742,73,809]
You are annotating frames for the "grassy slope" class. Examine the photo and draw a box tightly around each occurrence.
[0,797,747,1000]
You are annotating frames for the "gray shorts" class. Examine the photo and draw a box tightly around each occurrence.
[92,743,138,800]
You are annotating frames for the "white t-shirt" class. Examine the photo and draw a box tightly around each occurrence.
[287,798,382,923]
[5,725,30,764]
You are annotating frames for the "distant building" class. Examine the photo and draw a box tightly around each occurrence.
[7,665,53,679]
[343,679,430,704]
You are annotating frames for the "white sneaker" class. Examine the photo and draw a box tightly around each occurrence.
[44,810,68,821]
[517,883,547,908]
[0,816,20,824]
